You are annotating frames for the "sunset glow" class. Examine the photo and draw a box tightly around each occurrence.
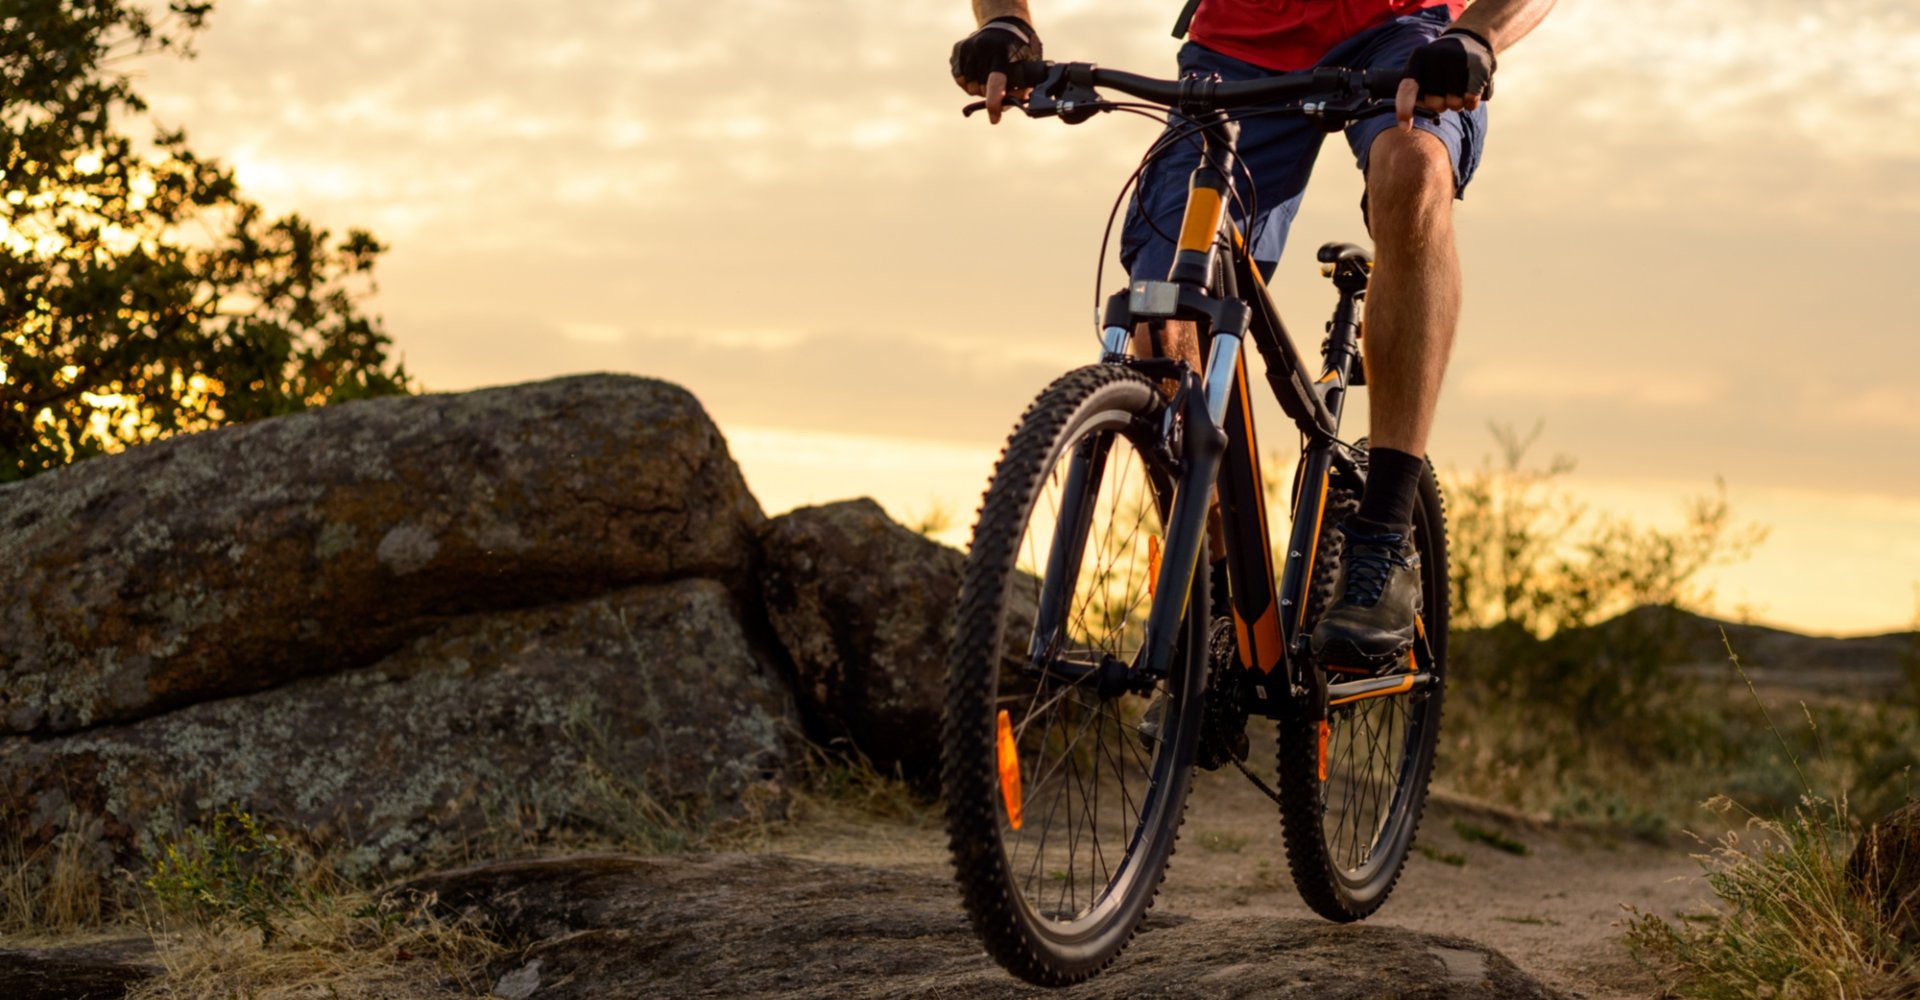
[137,0,1920,635]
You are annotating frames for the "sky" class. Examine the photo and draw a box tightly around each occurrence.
[132,0,1920,636]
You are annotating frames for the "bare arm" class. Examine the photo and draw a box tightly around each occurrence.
[970,1,1032,27]
[1449,0,1557,54]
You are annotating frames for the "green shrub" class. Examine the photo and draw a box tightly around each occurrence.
[143,806,310,944]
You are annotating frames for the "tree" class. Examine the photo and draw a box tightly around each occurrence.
[0,0,412,483]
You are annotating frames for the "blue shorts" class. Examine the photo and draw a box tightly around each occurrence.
[1120,5,1488,284]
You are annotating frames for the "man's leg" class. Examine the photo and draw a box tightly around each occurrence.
[1308,114,1470,670]
[1358,127,1459,464]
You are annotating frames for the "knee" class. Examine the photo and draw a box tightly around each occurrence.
[1365,130,1453,232]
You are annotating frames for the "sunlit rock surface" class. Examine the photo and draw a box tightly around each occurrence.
[0,374,763,735]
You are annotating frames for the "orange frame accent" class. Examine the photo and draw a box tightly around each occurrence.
[1177,185,1226,255]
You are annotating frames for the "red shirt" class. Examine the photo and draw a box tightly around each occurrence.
[1188,0,1465,72]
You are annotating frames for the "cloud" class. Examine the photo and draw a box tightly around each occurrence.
[1458,361,1726,411]
[129,0,1920,603]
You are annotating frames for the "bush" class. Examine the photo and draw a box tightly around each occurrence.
[1436,425,1767,823]
[143,806,310,944]
[1445,422,1766,638]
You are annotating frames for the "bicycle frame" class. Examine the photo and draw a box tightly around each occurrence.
[1065,107,1434,721]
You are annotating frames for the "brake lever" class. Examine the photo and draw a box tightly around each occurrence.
[962,95,1033,118]
[962,95,1115,122]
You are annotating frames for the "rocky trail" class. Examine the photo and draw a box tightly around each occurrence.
[377,764,1710,998]
[733,765,1709,999]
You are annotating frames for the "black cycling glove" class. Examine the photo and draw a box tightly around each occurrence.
[950,16,1043,87]
[1402,28,1496,103]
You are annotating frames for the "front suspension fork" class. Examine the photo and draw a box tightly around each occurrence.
[1136,331,1242,679]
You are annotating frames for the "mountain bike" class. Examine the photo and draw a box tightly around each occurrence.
[942,60,1450,986]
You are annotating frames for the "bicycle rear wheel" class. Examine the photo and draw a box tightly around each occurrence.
[1277,444,1448,921]
[943,365,1209,986]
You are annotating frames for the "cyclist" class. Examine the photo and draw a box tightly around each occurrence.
[951,0,1555,671]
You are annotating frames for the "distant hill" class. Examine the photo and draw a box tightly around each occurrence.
[1590,606,1918,698]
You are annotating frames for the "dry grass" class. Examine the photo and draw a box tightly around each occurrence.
[132,808,502,999]
[0,812,114,937]
[1625,795,1917,1000]
[1623,646,1920,999]
[131,887,502,1000]
[784,738,927,826]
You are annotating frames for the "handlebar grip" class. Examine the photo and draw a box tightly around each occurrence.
[1362,68,1405,98]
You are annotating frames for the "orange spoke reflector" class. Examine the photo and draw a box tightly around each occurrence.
[1146,535,1162,597]
[1317,719,1331,783]
[997,709,1023,830]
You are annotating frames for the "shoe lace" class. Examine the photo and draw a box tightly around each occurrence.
[1336,524,1410,608]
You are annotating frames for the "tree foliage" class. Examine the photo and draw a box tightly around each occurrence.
[0,0,412,482]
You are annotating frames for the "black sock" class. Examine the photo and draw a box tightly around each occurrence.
[1354,446,1424,534]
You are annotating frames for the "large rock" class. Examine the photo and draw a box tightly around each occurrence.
[759,500,965,781]
[1848,800,1920,946]
[0,374,764,735]
[0,937,158,1000]
[0,579,797,875]
[399,853,1563,999]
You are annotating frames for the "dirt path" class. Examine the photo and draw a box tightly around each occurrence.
[770,763,1713,999]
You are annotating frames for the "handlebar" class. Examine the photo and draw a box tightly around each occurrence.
[963,60,1406,124]
[1074,64,1403,106]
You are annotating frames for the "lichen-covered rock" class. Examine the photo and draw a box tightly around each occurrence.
[0,579,796,875]
[0,374,764,735]
[758,500,967,782]
[1848,799,1920,945]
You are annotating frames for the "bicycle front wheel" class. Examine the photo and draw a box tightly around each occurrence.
[943,365,1209,986]
[1277,444,1449,921]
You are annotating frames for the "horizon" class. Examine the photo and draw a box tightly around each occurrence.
[126,0,1920,637]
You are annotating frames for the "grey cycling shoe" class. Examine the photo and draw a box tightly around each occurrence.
[1310,520,1422,674]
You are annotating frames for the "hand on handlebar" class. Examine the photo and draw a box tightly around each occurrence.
[950,18,1043,124]
[1394,29,1495,130]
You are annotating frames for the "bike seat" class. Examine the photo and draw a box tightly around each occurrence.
[1316,242,1373,271]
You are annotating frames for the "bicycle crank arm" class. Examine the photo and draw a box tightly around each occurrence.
[1326,670,1438,708]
